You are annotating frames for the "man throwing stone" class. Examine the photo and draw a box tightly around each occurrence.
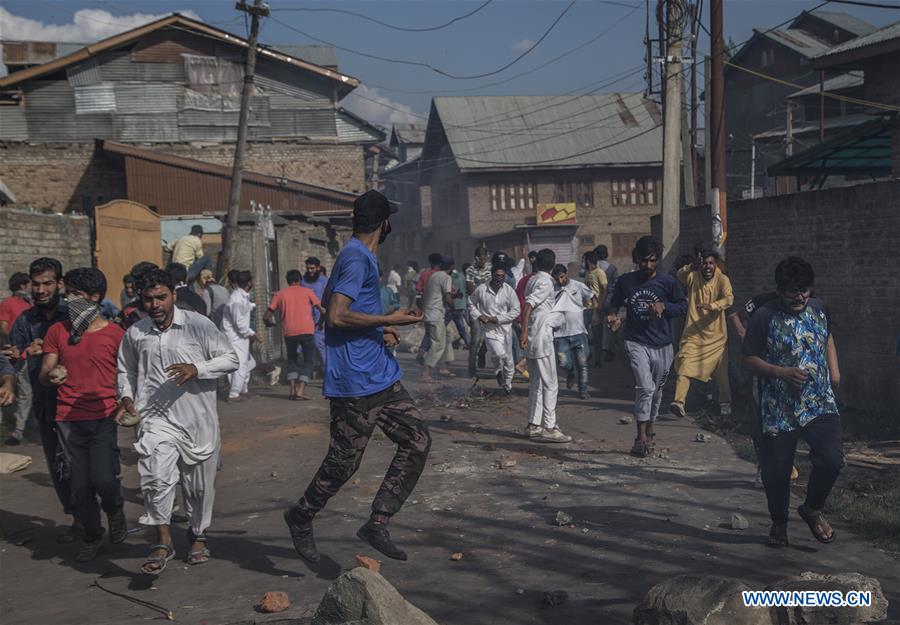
[284,190,430,562]
[117,268,239,574]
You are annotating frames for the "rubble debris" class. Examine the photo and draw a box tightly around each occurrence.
[260,591,291,613]
[555,511,573,526]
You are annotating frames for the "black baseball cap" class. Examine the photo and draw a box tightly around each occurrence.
[353,190,397,227]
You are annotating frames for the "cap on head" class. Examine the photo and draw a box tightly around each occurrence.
[352,190,397,229]
[190,225,204,236]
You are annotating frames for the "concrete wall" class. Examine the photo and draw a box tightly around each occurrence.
[0,140,366,214]
[0,208,92,290]
[653,180,900,417]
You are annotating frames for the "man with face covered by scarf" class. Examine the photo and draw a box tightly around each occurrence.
[284,190,430,564]
[40,267,127,562]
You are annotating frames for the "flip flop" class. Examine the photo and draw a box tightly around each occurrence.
[141,543,175,575]
[798,505,836,544]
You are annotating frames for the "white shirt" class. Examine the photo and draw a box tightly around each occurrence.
[468,281,520,342]
[117,307,239,463]
[510,259,526,284]
[386,269,402,294]
[423,271,452,323]
[554,280,593,338]
[524,271,562,359]
[223,287,255,340]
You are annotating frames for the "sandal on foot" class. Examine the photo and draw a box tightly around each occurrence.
[187,530,210,565]
[630,439,650,458]
[767,523,789,548]
[141,544,175,575]
[798,504,836,544]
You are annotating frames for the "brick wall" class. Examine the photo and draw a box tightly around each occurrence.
[0,142,124,213]
[0,208,92,291]
[150,142,366,194]
[655,181,900,417]
[0,141,367,215]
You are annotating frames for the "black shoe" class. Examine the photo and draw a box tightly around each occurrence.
[357,521,407,561]
[57,522,83,544]
[284,508,320,563]
[107,507,128,544]
[579,390,591,400]
[75,538,104,563]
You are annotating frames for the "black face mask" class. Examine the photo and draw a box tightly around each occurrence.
[378,220,392,244]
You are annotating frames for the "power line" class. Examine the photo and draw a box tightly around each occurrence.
[269,1,495,32]
[823,0,900,8]
[365,1,644,95]
[269,0,577,80]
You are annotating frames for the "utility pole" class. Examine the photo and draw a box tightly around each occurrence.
[661,0,684,267]
[689,2,699,203]
[221,0,269,275]
[709,0,727,253]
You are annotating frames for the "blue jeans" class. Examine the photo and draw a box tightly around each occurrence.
[555,334,590,393]
[449,310,470,347]
[285,334,316,383]
[186,255,212,283]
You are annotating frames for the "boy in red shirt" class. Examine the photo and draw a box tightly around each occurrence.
[264,270,325,400]
[0,272,31,342]
[40,267,127,562]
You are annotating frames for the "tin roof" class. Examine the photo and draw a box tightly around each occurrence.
[787,72,864,99]
[430,93,662,172]
[791,11,877,37]
[390,123,426,146]
[812,20,900,67]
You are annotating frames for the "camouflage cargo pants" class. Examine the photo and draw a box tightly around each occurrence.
[295,382,431,525]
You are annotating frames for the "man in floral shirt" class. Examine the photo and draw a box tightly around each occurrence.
[742,257,842,548]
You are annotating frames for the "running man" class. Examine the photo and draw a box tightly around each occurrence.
[468,263,520,395]
[40,267,127,562]
[520,249,569,443]
[117,268,239,574]
[607,236,687,458]
[551,264,597,400]
[223,271,259,402]
[742,257,842,548]
[264,270,325,401]
[670,246,734,418]
[284,190,430,562]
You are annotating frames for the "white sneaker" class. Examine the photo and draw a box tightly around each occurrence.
[540,428,572,443]
[268,366,282,386]
[525,424,543,438]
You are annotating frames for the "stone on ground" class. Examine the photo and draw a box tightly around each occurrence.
[259,591,291,613]
[767,572,888,625]
[634,575,774,625]
[731,513,750,530]
[312,567,439,625]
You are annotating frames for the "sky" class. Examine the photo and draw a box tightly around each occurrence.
[1,0,897,127]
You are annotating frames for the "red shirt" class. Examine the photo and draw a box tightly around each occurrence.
[515,273,534,321]
[416,268,438,295]
[268,285,320,337]
[0,296,30,330]
[43,320,125,422]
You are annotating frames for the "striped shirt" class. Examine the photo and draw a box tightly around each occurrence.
[465,262,492,287]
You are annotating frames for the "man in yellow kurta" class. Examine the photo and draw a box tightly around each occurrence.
[670,247,734,418]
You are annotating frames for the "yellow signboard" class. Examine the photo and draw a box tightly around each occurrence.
[536,202,576,225]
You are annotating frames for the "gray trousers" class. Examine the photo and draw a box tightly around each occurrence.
[14,364,33,432]
[624,340,673,422]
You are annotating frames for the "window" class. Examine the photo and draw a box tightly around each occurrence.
[760,48,774,68]
[612,232,646,258]
[611,178,657,206]
[553,180,593,208]
[579,235,595,247]
[434,182,461,220]
[490,183,536,211]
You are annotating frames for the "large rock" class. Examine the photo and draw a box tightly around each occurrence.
[312,567,440,625]
[634,575,774,625]
[767,571,888,625]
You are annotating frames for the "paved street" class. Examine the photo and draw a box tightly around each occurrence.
[2,350,898,625]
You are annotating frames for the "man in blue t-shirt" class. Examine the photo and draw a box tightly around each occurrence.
[284,190,429,563]
[742,256,842,548]
[607,236,687,458]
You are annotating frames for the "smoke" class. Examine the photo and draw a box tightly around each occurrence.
[342,84,422,129]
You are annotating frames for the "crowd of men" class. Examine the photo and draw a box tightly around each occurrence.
[0,189,843,577]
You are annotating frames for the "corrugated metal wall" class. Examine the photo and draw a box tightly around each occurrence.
[2,26,379,145]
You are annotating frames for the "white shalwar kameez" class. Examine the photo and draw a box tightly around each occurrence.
[524,272,563,430]
[468,281,520,391]
[223,287,256,399]
[117,307,239,534]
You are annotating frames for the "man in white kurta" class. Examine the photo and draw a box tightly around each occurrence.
[468,264,520,394]
[222,272,257,400]
[519,249,569,443]
[117,271,238,573]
